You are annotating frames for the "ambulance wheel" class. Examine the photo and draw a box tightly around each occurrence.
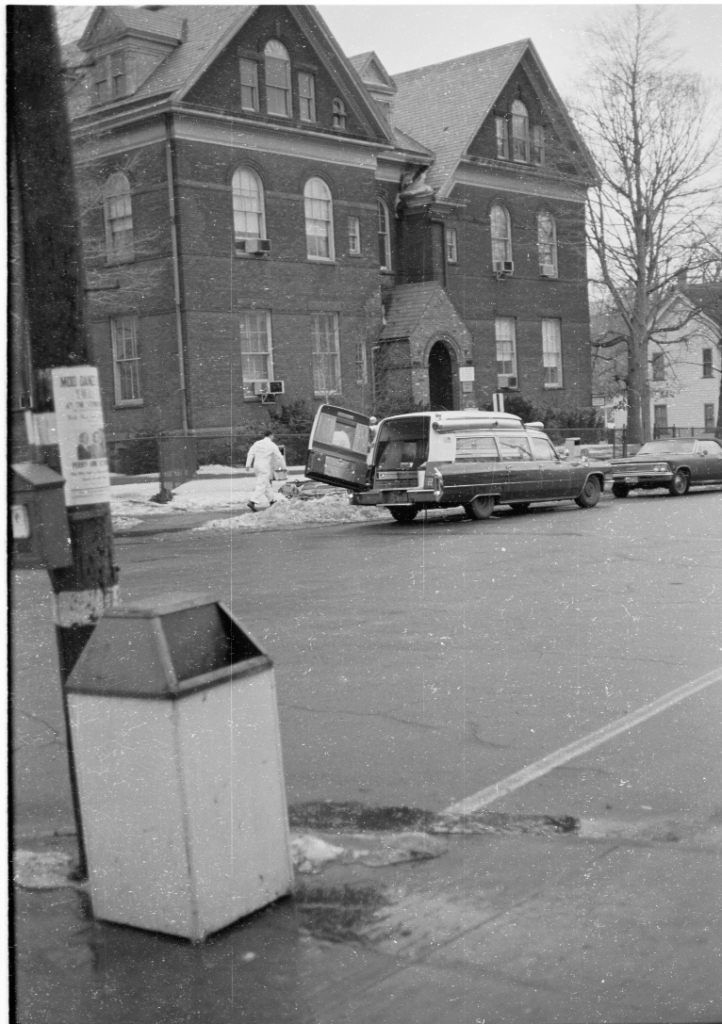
[464,496,495,520]
[388,505,419,523]
[575,476,602,508]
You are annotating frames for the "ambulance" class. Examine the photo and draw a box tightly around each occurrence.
[305,405,610,523]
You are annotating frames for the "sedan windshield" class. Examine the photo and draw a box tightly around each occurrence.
[636,440,696,456]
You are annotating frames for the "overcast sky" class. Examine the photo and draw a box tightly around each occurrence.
[57,3,722,98]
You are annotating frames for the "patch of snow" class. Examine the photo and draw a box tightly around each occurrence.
[14,850,80,890]
[290,834,346,873]
[197,492,389,531]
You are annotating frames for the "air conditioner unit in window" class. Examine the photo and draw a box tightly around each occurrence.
[268,380,285,394]
[502,260,514,274]
[493,260,514,276]
[253,380,270,395]
[245,238,271,254]
[497,374,518,389]
[260,392,276,405]
[540,263,556,277]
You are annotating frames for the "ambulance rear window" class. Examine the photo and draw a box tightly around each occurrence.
[376,417,430,470]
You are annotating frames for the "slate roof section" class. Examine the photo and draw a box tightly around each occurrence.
[392,40,530,195]
[134,6,252,101]
[380,282,447,340]
[104,7,185,40]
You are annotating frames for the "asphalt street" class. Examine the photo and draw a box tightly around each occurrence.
[13,488,722,833]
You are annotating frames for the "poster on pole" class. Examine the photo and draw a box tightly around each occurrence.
[51,366,111,506]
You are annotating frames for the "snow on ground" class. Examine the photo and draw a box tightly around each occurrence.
[112,474,259,518]
[197,492,389,531]
[110,469,395,531]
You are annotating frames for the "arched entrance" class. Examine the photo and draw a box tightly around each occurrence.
[428,340,455,410]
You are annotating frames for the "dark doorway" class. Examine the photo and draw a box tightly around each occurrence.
[428,341,455,410]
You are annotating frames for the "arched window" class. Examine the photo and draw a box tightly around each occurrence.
[264,39,290,117]
[304,178,334,260]
[104,171,133,262]
[511,100,529,162]
[332,98,346,130]
[537,211,557,277]
[490,204,512,266]
[377,198,391,270]
[232,168,266,243]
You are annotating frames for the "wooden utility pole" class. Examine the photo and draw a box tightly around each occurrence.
[9,6,119,878]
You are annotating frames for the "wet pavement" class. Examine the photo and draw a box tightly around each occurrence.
[13,801,722,1024]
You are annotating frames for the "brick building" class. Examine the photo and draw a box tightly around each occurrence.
[66,5,597,448]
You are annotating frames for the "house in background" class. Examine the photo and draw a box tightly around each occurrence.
[649,283,722,436]
[62,4,598,453]
[592,280,722,435]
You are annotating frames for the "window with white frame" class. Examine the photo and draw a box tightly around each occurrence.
[537,211,558,277]
[240,311,273,397]
[377,199,391,270]
[704,403,715,430]
[495,117,509,159]
[490,204,512,265]
[532,125,545,165]
[312,313,341,395]
[347,216,361,255]
[232,167,266,244]
[104,172,133,263]
[298,72,316,121]
[511,100,530,162]
[702,348,713,377]
[240,59,259,111]
[264,39,291,117]
[654,404,668,431]
[111,316,142,404]
[542,318,563,387]
[495,318,517,377]
[445,226,458,264]
[304,178,334,260]
[355,340,368,384]
[332,98,346,129]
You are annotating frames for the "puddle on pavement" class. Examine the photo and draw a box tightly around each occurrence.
[294,882,391,944]
[289,801,579,837]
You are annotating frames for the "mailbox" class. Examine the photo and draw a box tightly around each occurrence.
[11,463,72,569]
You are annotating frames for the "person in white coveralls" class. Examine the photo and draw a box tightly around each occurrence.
[245,429,287,511]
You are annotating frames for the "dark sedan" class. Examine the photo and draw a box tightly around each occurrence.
[611,437,722,497]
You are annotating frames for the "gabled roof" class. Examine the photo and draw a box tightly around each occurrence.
[380,282,464,341]
[348,51,397,93]
[79,6,186,49]
[682,284,722,329]
[392,39,594,196]
[71,5,392,142]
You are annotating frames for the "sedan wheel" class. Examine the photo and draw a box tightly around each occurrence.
[388,505,419,523]
[668,470,690,496]
[464,495,495,520]
[612,482,630,499]
[575,476,601,508]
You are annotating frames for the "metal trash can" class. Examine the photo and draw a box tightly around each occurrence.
[66,593,293,941]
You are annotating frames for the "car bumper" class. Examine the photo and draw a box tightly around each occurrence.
[612,472,673,486]
[352,488,437,506]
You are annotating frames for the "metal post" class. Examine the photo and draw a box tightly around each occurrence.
[9,8,119,879]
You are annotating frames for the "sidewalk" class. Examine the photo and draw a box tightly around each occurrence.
[13,808,722,1023]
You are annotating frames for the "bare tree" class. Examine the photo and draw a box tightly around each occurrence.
[572,6,722,444]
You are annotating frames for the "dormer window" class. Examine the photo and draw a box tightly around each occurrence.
[93,52,127,104]
[511,100,529,162]
[332,99,346,130]
[264,40,291,117]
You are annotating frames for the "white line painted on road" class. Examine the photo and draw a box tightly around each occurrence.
[444,667,722,817]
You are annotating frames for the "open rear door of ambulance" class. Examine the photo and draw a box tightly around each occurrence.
[305,404,371,491]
